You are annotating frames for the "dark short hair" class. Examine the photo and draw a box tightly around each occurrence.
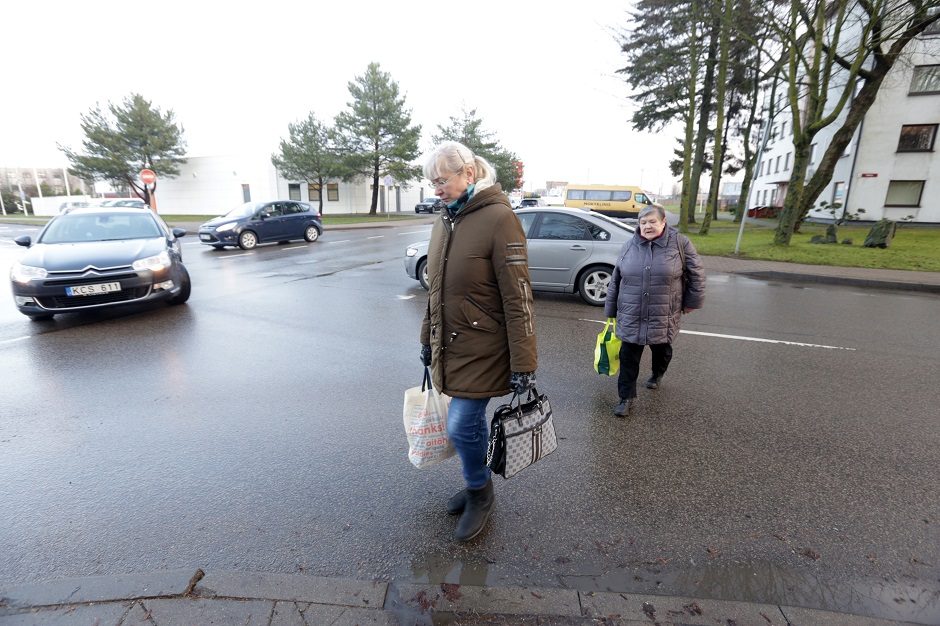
[637,205,665,221]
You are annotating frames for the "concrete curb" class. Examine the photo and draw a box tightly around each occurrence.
[0,570,923,625]
[736,270,940,294]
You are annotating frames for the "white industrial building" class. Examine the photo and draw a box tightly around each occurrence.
[749,19,940,223]
[151,155,429,216]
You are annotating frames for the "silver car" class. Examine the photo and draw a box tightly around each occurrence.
[404,206,635,306]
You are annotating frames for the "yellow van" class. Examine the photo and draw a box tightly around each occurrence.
[564,184,661,218]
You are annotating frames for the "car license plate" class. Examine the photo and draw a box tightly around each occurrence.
[66,282,122,296]
[200,234,212,241]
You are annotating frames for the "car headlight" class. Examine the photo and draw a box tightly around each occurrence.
[11,262,47,284]
[215,222,238,232]
[405,247,418,257]
[133,250,171,272]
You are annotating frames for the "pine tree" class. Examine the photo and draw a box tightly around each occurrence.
[60,93,186,208]
[272,113,342,214]
[333,63,422,215]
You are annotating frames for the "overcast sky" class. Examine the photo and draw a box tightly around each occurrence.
[1,0,682,195]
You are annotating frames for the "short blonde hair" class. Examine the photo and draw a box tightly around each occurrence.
[423,141,497,192]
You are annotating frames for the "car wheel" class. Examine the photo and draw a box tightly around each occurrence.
[167,266,192,305]
[238,230,258,250]
[417,258,429,290]
[578,265,612,306]
[304,225,321,242]
[27,313,55,321]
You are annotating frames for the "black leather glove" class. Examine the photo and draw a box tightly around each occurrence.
[509,371,536,395]
[420,344,432,367]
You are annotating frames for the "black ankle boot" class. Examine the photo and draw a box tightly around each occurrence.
[446,488,467,515]
[455,480,494,542]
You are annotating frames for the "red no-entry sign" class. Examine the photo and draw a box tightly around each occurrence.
[140,169,157,185]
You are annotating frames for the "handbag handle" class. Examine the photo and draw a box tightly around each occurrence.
[421,366,432,392]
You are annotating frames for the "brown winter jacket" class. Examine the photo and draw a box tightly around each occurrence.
[420,184,537,398]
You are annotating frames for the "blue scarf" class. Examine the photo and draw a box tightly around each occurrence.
[445,184,476,218]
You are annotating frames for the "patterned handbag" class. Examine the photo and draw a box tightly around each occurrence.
[486,388,557,479]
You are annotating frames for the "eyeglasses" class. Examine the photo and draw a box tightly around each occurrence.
[430,173,460,188]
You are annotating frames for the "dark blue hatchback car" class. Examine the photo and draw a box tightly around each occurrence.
[198,201,323,250]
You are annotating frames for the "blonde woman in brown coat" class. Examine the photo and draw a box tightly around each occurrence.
[419,141,537,542]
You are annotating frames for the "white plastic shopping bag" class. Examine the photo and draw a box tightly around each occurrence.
[403,368,455,469]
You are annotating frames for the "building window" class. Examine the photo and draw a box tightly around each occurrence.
[327,183,339,201]
[832,182,845,208]
[922,7,940,36]
[884,180,925,207]
[775,155,781,172]
[897,124,938,151]
[770,188,777,206]
[308,183,321,201]
[910,64,940,94]
[781,121,787,136]
[242,184,251,202]
[288,183,301,201]
[784,152,791,170]
[809,143,817,164]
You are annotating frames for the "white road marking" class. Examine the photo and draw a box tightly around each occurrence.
[295,260,319,264]
[367,236,384,240]
[581,319,856,351]
[326,240,350,244]
[0,336,30,346]
[398,295,416,300]
[220,253,251,258]
[398,230,431,236]
[282,246,305,250]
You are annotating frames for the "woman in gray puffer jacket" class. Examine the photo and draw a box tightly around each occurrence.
[604,205,705,417]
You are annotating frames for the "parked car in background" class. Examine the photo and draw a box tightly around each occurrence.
[103,199,149,209]
[414,198,444,213]
[405,206,635,305]
[197,201,323,250]
[10,207,191,320]
[518,197,545,208]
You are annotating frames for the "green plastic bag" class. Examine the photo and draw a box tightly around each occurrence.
[594,319,621,376]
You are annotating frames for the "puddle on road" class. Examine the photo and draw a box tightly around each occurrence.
[394,555,940,624]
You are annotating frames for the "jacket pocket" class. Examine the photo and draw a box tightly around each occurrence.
[460,298,501,333]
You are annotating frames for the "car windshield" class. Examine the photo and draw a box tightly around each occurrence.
[40,212,162,243]
[223,202,265,218]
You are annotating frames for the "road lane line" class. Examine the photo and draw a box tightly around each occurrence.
[398,230,431,236]
[220,253,251,258]
[580,319,856,351]
[282,246,305,250]
[326,240,350,244]
[367,236,384,240]
[0,336,30,346]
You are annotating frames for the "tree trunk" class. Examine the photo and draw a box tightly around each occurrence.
[369,170,379,215]
[685,9,720,226]
[734,48,762,224]
[797,71,885,218]
[701,0,729,236]
[317,175,325,215]
[678,0,701,234]
[773,138,811,245]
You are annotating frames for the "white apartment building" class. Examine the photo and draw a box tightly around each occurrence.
[749,15,940,223]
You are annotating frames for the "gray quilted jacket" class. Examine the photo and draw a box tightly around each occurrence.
[603,227,705,345]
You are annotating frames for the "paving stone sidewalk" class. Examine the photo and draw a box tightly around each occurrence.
[0,569,924,625]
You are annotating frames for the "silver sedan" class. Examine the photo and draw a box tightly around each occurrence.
[404,206,635,306]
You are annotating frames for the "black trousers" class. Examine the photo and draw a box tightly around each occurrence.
[617,342,673,400]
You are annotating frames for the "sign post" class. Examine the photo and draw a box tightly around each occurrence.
[139,169,157,212]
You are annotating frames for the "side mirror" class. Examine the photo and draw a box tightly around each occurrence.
[172,228,187,238]
[14,235,31,247]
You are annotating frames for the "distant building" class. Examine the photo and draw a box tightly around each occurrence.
[152,155,423,215]
[1,167,86,196]
[749,21,939,223]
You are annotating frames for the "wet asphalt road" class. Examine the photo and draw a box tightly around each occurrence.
[1,221,938,622]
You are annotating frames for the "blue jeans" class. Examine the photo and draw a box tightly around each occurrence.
[447,397,492,489]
